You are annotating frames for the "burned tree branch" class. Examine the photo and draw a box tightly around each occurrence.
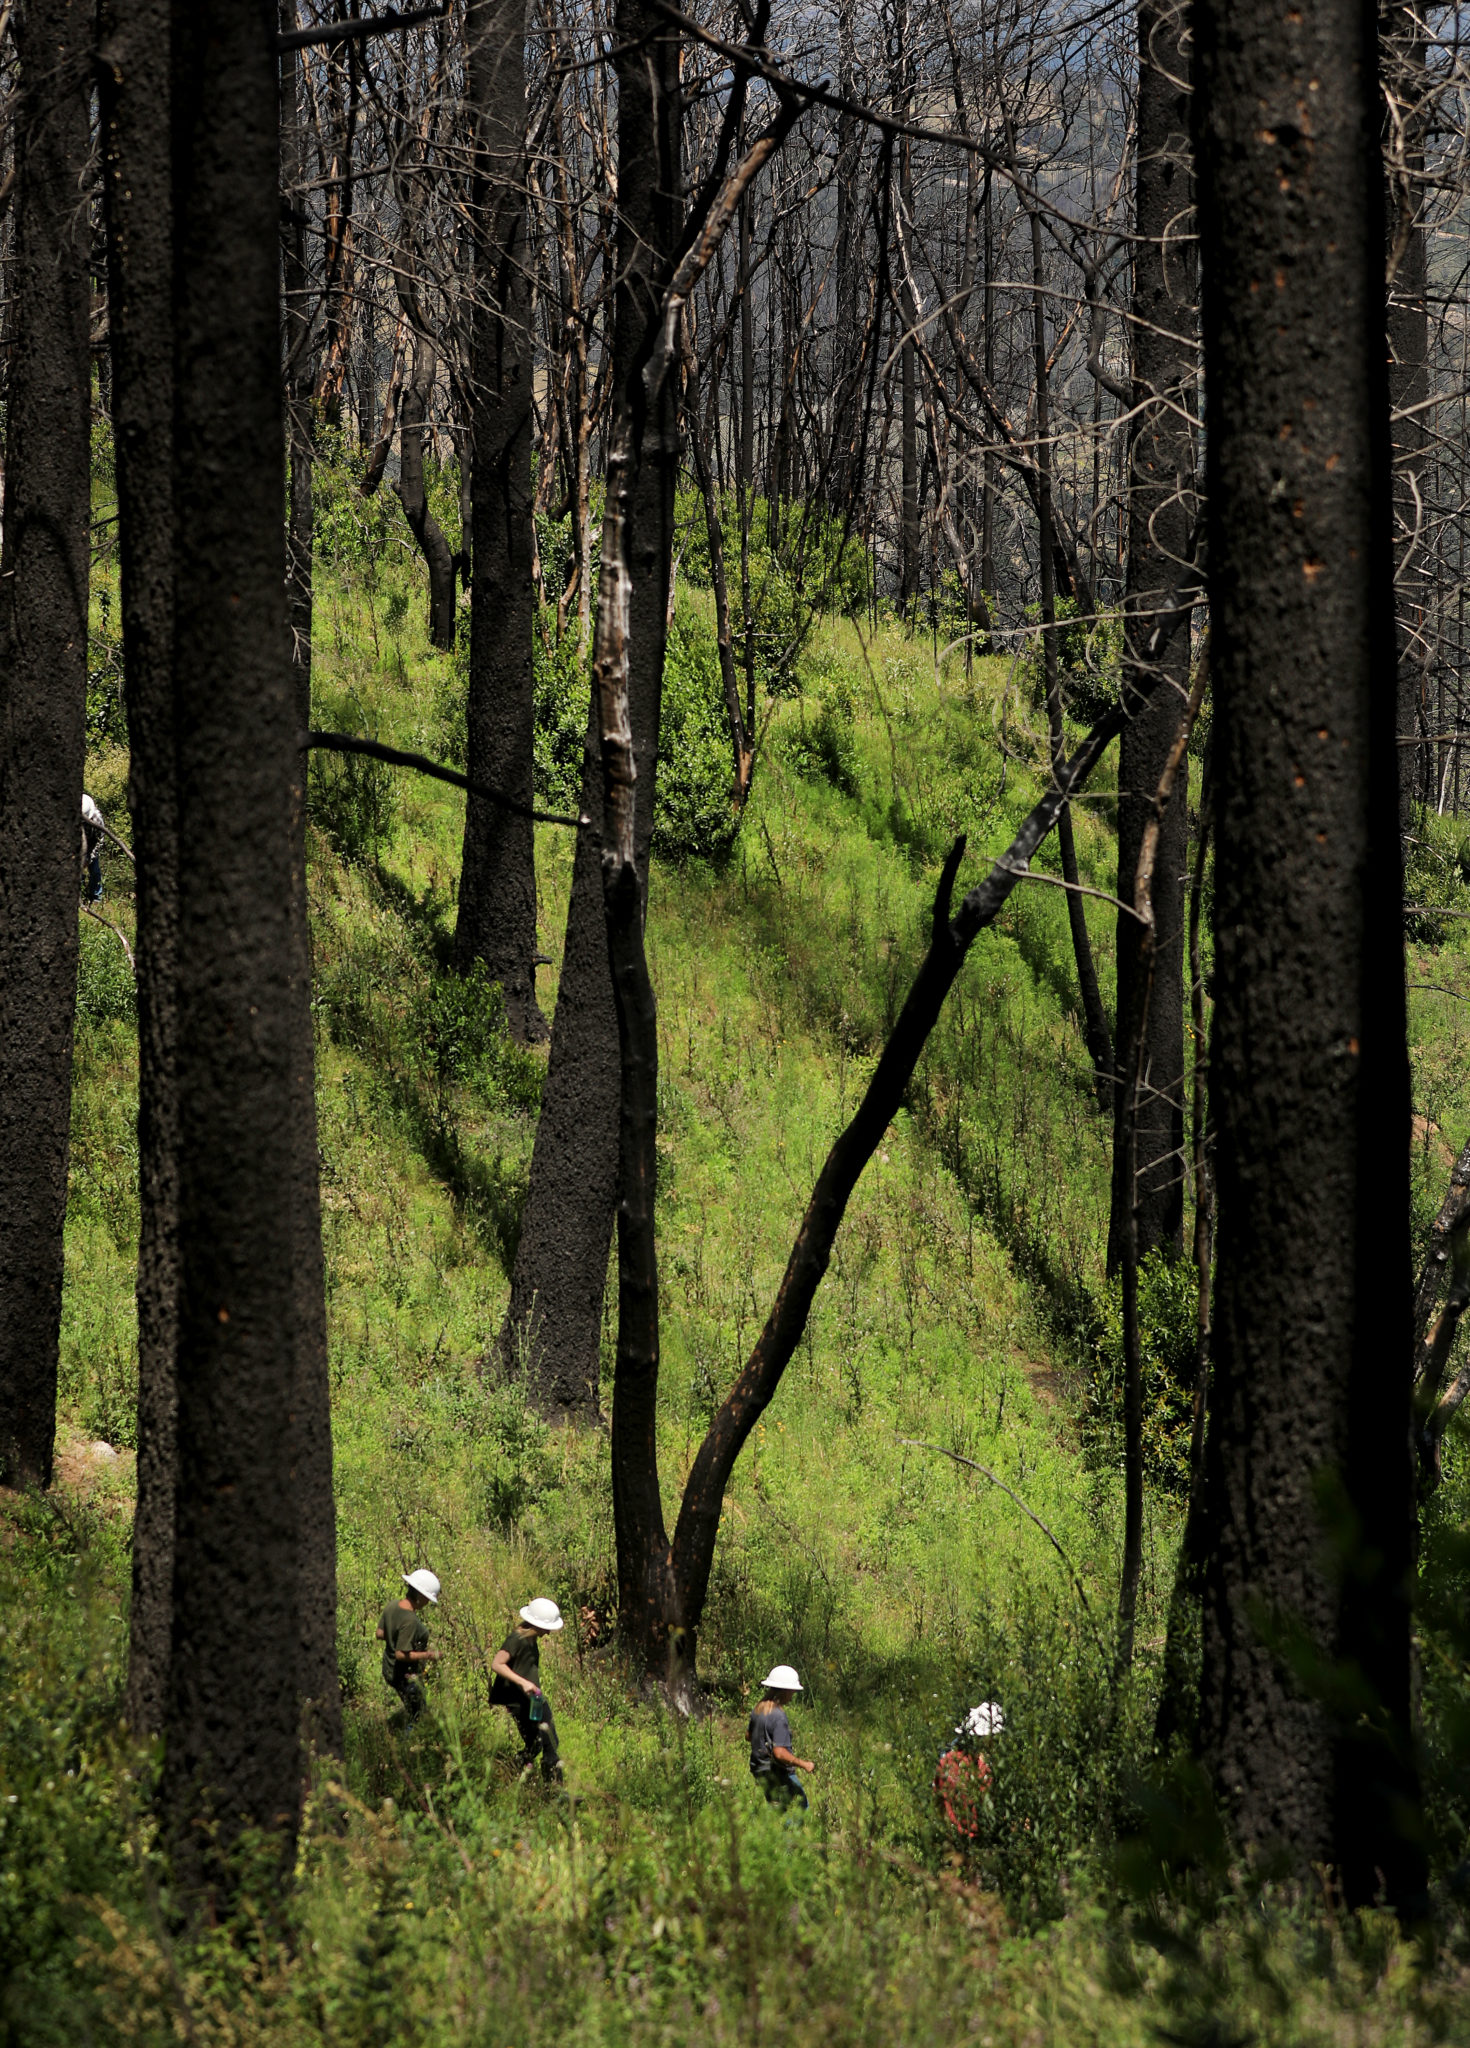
[302,729,587,828]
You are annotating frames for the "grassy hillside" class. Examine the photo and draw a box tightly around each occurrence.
[5,467,1468,2042]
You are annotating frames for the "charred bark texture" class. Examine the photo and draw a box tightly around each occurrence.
[1194,0,1423,1909]
[0,0,91,1491]
[1110,0,1196,1272]
[164,0,321,1884]
[452,0,548,1045]
[100,0,180,1735]
[493,0,679,1417]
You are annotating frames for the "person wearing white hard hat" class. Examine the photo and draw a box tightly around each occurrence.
[489,1597,565,1780]
[376,1569,442,1726]
[748,1664,815,1809]
[934,1700,1003,1840]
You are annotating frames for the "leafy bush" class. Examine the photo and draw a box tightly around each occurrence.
[308,699,399,865]
[313,419,403,573]
[414,961,544,1126]
[778,664,861,798]
[1021,596,1122,725]
[1403,813,1470,946]
[915,1588,1146,1924]
[654,606,741,864]
[532,613,591,814]
[1088,1250,1199,1495]
[86,587,128,751]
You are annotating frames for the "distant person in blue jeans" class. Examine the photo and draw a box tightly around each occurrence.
[748,1663,816,1808]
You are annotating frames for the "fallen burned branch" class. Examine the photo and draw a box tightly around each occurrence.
[301,730,587,830]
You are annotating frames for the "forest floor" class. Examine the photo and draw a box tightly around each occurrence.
[5,495,1470,2043]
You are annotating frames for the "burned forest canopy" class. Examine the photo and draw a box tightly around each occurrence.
[3,0,1470,2036]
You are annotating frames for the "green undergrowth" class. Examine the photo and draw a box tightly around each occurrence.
[9,461,1470,2039]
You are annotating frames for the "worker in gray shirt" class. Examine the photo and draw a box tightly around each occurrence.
[747,1662,816,1808]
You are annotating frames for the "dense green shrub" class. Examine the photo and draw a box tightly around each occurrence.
[1021,596,1122,725]
[309,734,400,867]
[86,588,128,751]
[1088,1250,1198,1495]
[778,661,861,798]
[654,606,741,864]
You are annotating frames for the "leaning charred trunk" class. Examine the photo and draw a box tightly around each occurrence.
[0,0,91,1491]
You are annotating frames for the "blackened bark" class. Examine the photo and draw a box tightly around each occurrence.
[0,0,91,1491]
[100,0,180,1736]
[452,0,548,1045]
[395,334,458,652]
[164,0,315,1882]
[1109,0,1196,1273]
[1383,2,1430,831]
[1194,0,1423,1910]
[493,0,679,1416]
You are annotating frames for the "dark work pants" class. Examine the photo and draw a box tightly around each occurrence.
[505,1696,561,1778]
[387,1672,425,1724]
[753,1765,808,1810]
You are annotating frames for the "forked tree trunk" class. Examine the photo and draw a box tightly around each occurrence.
[452,0,548,1045]
[1109,0,1196,1273]
[164,0,329,1889]
[99,0,180,1738]
[1194,0,1424,1911]
[493,0,679,1416]
[0,0,91,1491]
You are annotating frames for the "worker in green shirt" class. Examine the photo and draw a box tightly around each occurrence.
[489,1596,564,1781]
[377,1568,441,1725]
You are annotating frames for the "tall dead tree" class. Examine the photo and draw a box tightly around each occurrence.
[163,0,330,1884]
[0,0,91,1491]
[1194,0,1424,1911]
[1108,0,1196,1271]
[493,0,681,1415]
[99,0,180,1737]
[452,0,548,1044]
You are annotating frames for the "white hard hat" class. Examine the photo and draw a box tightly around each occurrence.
[761,1664,802,1691]
[519,1597,564,1632]
[403,1569,440,1604]
[958,1701,1003,1740]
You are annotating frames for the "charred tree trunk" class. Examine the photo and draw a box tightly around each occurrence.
[1109,0,1196,1273]
[1194,0,1424,1911]
[164,0,328,1886]
[100,0,180,1737]
[493,0,679,1417]
[453,0,548,1045]
[0,0,91,1491]
[395,334,458,652]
